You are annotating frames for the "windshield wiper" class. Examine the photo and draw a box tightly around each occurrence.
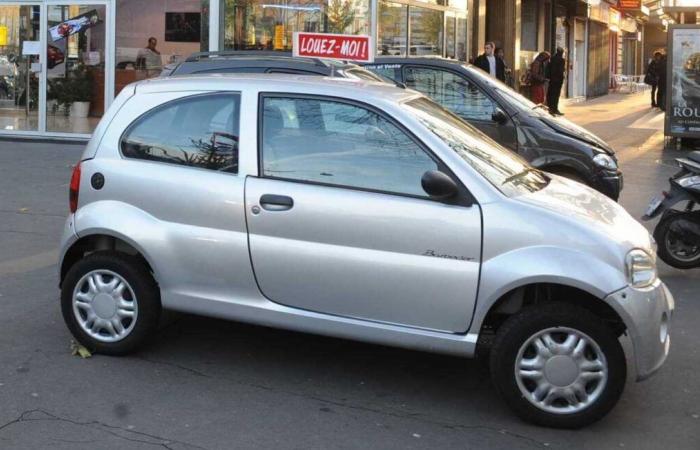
[502,167,540,185]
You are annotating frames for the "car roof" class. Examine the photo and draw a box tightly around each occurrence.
[172,52,360,75]
[136,73,420,103]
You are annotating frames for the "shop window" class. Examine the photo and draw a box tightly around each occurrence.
[409,6,443,57]
[446,15,456,59]
[223,0,370,51]
[521,0,538,52]
[115,0,209,95]
[378,1,408,56]
[456,14,467,61]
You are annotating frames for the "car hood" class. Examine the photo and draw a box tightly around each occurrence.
[533,110,614,155]
[516,176,653,253]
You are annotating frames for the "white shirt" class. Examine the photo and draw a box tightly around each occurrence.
[487,55,497,77]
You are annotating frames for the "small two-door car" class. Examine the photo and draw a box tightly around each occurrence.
[59,74,673,429]
[361,57,623,200]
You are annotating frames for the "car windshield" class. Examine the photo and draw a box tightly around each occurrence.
[403,97,549,196]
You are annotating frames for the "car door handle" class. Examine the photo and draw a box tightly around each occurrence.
[259,194,294,212]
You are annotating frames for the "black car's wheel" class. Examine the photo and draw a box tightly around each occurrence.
[61,251,161,355]
[654,211,700,269]
[490,303,626,429]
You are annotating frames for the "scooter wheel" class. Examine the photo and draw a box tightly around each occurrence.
[654,211,700,269]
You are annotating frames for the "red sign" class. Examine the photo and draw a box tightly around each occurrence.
[618,0,641,9]
[293,32,374,63]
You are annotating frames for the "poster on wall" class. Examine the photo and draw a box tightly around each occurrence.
[49,10,101,42]
[666,25,700,138]
[165,13,201,43]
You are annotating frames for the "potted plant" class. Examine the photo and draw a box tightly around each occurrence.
[63,64,93,118]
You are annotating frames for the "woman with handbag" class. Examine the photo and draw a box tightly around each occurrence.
[529,51,551,104]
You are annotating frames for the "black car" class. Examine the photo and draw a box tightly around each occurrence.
[162,51,386,82]
[361,58,622,200]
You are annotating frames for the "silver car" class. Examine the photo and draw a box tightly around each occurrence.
[59,74,673,429]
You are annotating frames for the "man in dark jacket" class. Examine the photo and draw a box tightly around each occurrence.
[546,47,566,115]
[657,53,668,111]
[646,51,662,107]
[474,42,506,82]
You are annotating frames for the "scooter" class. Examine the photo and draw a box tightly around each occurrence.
[643,152,700,269]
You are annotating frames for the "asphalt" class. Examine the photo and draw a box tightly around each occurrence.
[0,92,699,449]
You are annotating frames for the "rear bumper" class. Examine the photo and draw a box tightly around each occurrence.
[605,280,674,381]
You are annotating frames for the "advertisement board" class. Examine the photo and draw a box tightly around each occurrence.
[666,25,700,138]
[49,9,101,42]
[293,32,374,63]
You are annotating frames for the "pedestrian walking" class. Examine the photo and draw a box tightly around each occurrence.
[645,51,662,108]
[657,52,668,111]
[529,51,551,105]
[474,42,506,82]
[546,47,566,115]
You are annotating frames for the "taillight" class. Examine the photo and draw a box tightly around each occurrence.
[69,162,81,213]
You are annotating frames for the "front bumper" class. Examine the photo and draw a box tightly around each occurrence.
[605,280,674,381]
[591,169,623,201]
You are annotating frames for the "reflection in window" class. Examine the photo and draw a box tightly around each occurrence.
[404,67,495,121]
[409,6,443,57]
[122,94,240,173]
[456,14,467,61]
[261,97,437,196]
[404,97,548,197]
[224,0,370,51]
[378,1,408,56]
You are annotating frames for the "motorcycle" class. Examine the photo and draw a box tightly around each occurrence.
[643,152,700,269]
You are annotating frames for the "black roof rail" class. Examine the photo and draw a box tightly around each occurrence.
[185,50,335,68]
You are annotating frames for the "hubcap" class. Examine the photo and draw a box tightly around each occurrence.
[666,232,700,262]
[515,327,608,415]
[72,270,138,343]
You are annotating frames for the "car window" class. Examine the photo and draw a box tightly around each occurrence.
[404,66,495,121]
[261,96,437,197]
[363,64,402,82]
[121,93,239,173]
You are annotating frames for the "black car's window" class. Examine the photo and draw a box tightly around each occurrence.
[121,93,239,173]
[364,64,402,82]
[261,96,437,197]
[403,66,495,121]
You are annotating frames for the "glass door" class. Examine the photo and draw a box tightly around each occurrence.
[0,4,42,133]
[46,2,108,134]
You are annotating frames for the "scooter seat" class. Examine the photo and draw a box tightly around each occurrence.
[688,151,700,165]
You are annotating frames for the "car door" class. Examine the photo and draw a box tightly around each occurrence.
[402,65,518,150]
[244,94,482,333]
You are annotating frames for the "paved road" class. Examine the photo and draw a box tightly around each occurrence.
[1,93,699,449]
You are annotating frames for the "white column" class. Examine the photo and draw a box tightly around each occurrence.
[209,0,221,52]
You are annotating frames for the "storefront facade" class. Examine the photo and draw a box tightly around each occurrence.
[0,0,468,139]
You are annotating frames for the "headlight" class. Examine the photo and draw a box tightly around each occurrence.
[593,153,618,170]
[626,249,657,288]
[677,175,700,188]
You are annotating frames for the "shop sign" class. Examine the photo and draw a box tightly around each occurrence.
[618,0,640,8]
[49,9,101,42]
[293,32,374,63]
[665,25,700,138]
[0,26,7,46]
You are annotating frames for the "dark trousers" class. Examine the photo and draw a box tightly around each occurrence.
[651,84,658,106]
[547,80,563,113]
[657,83,665,110]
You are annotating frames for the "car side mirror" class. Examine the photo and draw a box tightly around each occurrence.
[422,170,458,200]
[492,108,508,124]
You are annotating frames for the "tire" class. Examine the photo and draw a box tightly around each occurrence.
[490,303,626,429]
[61,251,161,355]
[654,211,700,269]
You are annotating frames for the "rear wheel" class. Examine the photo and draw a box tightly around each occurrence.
[61,251,161,355]
[490,303,626,428]
[654,211,700,269]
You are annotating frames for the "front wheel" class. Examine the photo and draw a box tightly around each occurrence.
[490,303,626,428]
[654,211,700,269]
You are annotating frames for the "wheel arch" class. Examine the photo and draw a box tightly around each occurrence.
[474,282,627,355]
[60,233,157,288]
